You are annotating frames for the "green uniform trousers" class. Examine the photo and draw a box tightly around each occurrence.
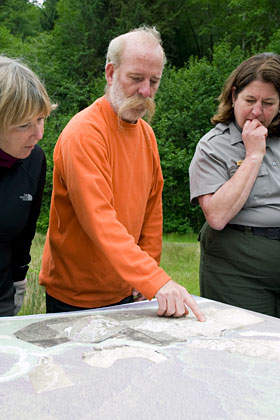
[199,222,280,318]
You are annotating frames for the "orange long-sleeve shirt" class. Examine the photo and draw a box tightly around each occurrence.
[39,96,171,307]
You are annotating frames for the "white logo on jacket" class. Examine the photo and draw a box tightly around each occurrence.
[20,193,33,201]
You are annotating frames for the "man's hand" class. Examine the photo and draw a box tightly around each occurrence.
[155,280,205,321]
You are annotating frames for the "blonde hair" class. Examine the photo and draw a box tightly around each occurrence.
[105,25,166,69]
[0,55,54,133]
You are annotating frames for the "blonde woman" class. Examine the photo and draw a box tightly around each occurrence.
[0,56,54,316]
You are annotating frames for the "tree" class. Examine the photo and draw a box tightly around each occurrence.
[153,41,246,233]
[2,0,280,233]
[40,0,59,31]
[0,0,43,39]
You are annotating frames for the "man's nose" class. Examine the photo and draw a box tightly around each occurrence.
[138,80,151,98]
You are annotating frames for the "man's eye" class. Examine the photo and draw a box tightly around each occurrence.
[246,99,255,104]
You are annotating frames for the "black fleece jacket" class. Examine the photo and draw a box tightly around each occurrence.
[0,145,46,297]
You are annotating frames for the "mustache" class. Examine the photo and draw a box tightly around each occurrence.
[117,95,155,123]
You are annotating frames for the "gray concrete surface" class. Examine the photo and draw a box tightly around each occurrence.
[1,297,280,420]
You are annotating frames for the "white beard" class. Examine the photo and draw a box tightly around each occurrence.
[109,73,154,123]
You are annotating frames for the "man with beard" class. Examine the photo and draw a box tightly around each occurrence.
[39,26,205,321]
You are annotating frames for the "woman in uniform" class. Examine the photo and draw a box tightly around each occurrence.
[190,53,280,317]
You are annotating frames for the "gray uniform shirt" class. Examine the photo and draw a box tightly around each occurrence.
[189,121,280,227]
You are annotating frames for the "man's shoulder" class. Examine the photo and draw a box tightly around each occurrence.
[60,96,111,138]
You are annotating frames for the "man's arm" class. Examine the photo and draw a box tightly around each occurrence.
[137,146,163,264]
[59,131,170,300]
[59,128,204,320]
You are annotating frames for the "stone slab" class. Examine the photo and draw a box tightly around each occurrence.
[1,297,280,420]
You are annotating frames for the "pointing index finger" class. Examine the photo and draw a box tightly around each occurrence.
[184,295,206,322]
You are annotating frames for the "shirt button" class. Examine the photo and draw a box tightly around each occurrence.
[272,161,277,166]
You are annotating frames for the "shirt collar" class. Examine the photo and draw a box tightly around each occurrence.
[0,148,18,168]
[229,121,243,145]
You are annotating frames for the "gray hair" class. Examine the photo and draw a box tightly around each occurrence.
[105,25,166,69]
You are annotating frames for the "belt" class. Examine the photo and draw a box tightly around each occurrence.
[228,224,280,240]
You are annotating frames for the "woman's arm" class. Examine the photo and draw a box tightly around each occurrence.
[198,119,267,230]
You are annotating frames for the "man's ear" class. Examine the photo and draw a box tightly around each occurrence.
[105,63,115,87]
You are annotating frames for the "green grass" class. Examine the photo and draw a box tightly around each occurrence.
[18,232,46,316]
[163,232,199,243]
[160,240,200,296]
[18,232,200,315]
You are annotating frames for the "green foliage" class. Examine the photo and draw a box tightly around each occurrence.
[0,26,23,55]
[40,0,59,31]
[1,0,279,234]
[0,0,42,39]
[153,41,246,233]
[266,29,280,55]
[36,112,74,232]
